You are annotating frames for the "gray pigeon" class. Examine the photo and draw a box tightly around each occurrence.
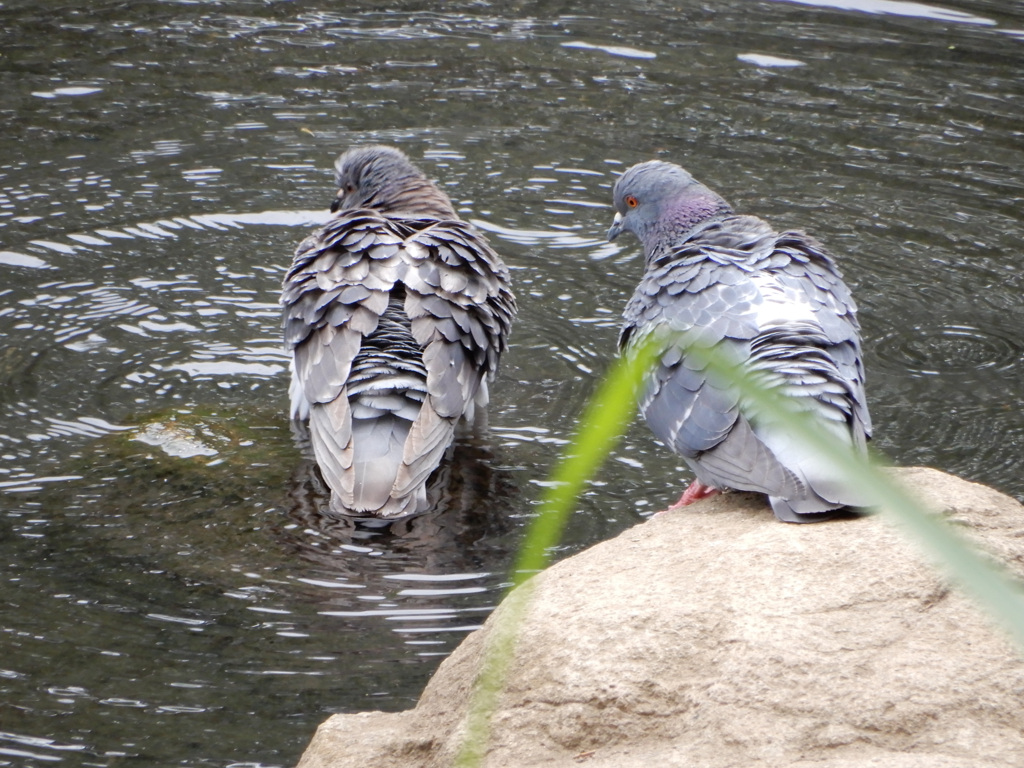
[607,160,871,523]
[282,145,516,518]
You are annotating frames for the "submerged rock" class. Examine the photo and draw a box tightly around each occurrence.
[296,467,1024,768]
[133,420,221,458]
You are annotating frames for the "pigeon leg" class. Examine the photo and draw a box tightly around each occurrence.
[670,480,720,508]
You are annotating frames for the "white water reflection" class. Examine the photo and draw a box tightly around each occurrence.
[772,0,996,25]
[0,251,50,269]
[561,40,657,59]
[472,218,620,260]
[737,53,807,67]
[31,86,104,99]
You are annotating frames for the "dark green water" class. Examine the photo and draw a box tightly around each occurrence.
[1,0,1022,765]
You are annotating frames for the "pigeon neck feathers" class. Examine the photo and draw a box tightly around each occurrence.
[332,145,457,219]
[648,196,733,260]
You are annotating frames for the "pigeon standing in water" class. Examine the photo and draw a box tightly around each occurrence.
[282,146,516,518]
[607,160,871,523]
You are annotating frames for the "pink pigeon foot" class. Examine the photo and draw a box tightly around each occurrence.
[669,480,720,509]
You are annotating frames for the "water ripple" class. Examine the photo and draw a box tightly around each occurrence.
[0,730,87,762]
[873,314,1024,378]
[9,210,331,261]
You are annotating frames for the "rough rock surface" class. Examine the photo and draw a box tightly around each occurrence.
[296,468,1024,768]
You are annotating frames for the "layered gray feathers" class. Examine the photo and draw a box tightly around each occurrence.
[610,160,871,522]
[282,146,516,518]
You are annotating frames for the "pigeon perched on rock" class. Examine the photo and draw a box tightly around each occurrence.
[282,145,516,518]
[607,160,871,523]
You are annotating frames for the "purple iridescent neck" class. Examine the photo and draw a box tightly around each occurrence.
[643,194,732,260]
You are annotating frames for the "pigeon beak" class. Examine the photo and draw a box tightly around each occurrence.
[607,211,624,242]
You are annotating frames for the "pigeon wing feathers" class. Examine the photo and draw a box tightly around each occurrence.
[392,392,458,500]
[638,342,744,459]
[308,396,354,503]
[720,238,869,511]
[284,212,409,420]
[387,221,515,507]
[622,262,763,459]
[405,221,516,418]
[764,231,872,439]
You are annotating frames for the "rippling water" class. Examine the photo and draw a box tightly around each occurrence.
[1,0,1023,765]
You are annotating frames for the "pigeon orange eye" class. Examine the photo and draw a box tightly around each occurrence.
[625,195,638,208]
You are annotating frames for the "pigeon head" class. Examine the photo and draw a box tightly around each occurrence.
[607,161,732,259]
[331,145,456,218]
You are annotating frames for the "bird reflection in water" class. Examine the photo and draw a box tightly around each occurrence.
[276,422,520,580]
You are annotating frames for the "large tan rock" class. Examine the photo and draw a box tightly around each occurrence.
[296,468,1024,768]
